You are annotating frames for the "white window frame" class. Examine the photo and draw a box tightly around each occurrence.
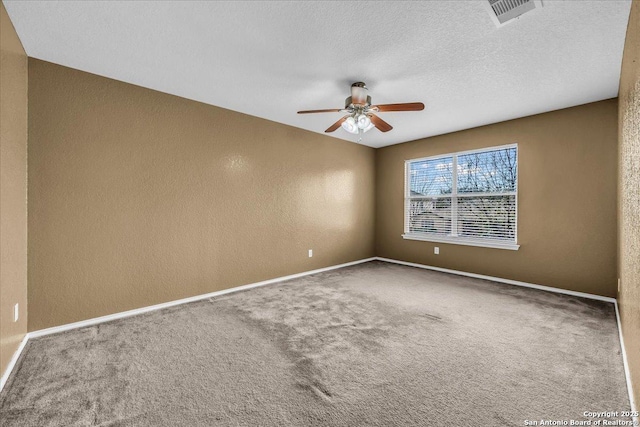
[402,143,519,250]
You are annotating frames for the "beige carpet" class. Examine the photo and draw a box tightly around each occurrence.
[0,261,633,426]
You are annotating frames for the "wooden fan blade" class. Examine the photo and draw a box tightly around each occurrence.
[371,102,424,112]
[298,108,342,114]
[369,114,393,132]
[325,116,349,133]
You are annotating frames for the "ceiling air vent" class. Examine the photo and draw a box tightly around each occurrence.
[486,0,541,27]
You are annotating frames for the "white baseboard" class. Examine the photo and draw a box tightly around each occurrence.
[0,334,29,392]
[615,302,639,421]
[375,257,616,303]
[27,257,376,340]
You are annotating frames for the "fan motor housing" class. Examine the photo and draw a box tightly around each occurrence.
[345,95,372,109]
[352,82,368,103]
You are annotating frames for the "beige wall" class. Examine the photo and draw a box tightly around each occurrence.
[0,2,28,378]
[618,0,640,406]
[27,59,375,331]
[376,100,619,298]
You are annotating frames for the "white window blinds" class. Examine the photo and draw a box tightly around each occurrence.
[404,144,518,249]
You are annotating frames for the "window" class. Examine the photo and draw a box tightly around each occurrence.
[403,144,518,250]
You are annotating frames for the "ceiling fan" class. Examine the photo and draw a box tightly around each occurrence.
[297,82,424,136]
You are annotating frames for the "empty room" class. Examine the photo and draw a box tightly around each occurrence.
[1,1,639,426]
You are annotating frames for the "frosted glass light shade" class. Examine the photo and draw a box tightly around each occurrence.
[356,114,371,129]
[341,116,359,134]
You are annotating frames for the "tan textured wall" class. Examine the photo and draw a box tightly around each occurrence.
[27,59,375,331]
[618,0,640,406]
[376,100,618,297]
[0,2,28,378]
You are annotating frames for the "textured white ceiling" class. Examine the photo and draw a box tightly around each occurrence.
[4,1,632,148]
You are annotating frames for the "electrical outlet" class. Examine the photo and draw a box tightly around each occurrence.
[13,303,19,322]
[308,249,313,258]
[434,247,439,255]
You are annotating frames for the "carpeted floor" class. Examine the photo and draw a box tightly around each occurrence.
[0,261,633,426]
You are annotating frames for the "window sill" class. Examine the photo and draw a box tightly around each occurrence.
[401,234,520,251]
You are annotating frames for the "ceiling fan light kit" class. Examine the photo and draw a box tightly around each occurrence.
[297,82,425,141]
[341,114,373,135]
